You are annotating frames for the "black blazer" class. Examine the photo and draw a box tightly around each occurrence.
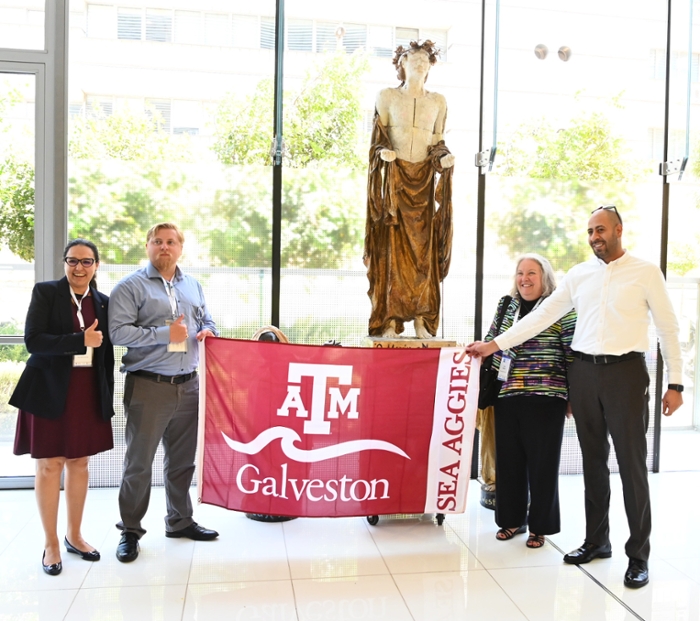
[10,277,115,421]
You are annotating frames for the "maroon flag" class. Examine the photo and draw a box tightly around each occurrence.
[197,338,479,518]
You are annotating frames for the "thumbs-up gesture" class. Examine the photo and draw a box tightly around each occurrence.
[84,319,103,348]
[169,314,188,343]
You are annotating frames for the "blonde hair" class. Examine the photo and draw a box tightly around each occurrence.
[252,325,289,343]
[509,253,557,299]
[146,222,184,244]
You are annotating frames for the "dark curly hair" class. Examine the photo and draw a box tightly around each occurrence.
[63,238,100,289]
[393,40,440,85]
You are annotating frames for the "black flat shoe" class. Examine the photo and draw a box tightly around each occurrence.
[165,522,219,541]
[624,558,649,588]
[563,541,612,565]
[65,537,100,561]
[42,551,62,576]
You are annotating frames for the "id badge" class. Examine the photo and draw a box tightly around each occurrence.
[165,319,188,353]
[497,355,512,381]
[73,346,94,367]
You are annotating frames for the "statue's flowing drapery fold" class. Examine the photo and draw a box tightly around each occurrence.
[364,115,453,336]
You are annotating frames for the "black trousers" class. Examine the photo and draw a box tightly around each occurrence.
[494,395,566,535]
[568,356,651,561]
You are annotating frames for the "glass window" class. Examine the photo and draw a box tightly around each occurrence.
[422,28,447,60]
[341,23,367,54]
[117,7,142,40]
[288,19,312,52]
[0,1,44,50]
[232,14,258,48]
[145,8,172,43]
[171,100,201,135]
[68,0,276,487]
[204,12,230,47]
[174,10,202,45]
[281,0,478,348]
[315,22,337,53]
[260,16,274,49]
[87,4,116,39]
[482,0,673,469]
[368,24,393,58]
[145,98,171,133]
[86,95,113,119]
[0,72,36,479]
[395,26,418,49]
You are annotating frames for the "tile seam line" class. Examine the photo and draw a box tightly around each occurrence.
[546,538,646,621]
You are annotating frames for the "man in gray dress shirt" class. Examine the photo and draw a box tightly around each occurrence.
[109,222,219,563]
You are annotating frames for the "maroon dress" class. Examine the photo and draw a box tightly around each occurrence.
[13,294,114,459]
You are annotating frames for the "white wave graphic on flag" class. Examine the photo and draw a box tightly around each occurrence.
[221,427,410,463]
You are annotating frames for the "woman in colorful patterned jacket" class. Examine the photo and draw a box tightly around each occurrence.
[484,253,576,548]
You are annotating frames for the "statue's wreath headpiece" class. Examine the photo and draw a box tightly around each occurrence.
[393,40,440,85]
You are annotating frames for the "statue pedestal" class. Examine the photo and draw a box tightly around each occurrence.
[362,336,457,349]
[480,483,496,510]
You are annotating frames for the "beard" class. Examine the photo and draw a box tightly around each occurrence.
[152,254,176,272]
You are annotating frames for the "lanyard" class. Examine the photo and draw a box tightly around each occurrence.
[162,278,178,317]
[511,296,543,327]
[69,288,88,330]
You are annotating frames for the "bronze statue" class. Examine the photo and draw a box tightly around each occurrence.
[364,40,454,339]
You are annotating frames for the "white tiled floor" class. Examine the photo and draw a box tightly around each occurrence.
[1,472,700,620]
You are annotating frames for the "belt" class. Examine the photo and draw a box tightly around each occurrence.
[572,351,644,365]
[130,370,197,384]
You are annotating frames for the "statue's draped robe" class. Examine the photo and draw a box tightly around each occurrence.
[364,115,453,336]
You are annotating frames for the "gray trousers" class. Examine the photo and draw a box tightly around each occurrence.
[568,356,651,561]
[119,373,199,537]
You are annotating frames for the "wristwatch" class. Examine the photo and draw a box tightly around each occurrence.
[668,384,684,393]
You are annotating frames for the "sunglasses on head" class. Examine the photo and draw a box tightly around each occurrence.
[591,204,622,226]
[64,257,96,267]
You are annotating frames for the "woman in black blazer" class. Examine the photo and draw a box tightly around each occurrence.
[11,239,115,576]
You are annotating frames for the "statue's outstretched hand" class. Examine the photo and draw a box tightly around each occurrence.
[380,149,396,162]
[440,154,455,169]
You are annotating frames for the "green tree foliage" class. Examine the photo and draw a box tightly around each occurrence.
[206,167,364,268]
[0,157,34,261]
[496,110,640,271]
[2,53,371,270]
[213,52,369,170]
[0,86,34,262]
[68,164,184,264]
[69,104,195,163]
[67,104,202,260]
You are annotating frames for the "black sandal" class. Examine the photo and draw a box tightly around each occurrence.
[495,525,527,541]
[526,534,545,548]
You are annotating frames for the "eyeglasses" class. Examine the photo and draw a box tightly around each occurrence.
[64,257,96,267]
[591,204,622,226]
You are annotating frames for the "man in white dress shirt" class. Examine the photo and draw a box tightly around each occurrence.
[467,205,683,588]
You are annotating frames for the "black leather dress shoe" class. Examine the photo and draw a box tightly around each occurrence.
[245,513,296,523]
[563,541,612,565]
[42,551,62,576]
[624,558,649,588]
[65,537,100,561]
[165,522,219,541]
[116,532,140,563]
